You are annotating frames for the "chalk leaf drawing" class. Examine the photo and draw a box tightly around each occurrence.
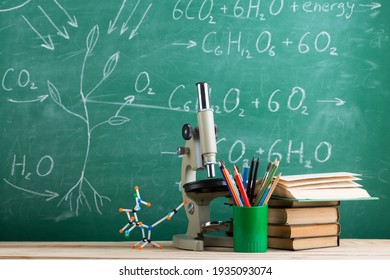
[47,25,129,215]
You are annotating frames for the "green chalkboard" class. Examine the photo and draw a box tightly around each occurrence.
[1,0,389,241]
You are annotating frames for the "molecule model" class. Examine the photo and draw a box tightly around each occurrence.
[119,185,186,250]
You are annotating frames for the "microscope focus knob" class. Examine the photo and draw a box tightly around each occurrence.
[182,124,193,140]
[177,147,189,155]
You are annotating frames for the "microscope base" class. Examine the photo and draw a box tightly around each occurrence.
[172,234,233,251]
[172,234,204,251]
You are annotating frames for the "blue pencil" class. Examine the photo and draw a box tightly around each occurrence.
[259,188,270,206]
[242,161,249,189]
[246,156,255,199]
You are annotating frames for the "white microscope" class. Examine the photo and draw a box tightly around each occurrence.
[172,82,233,251]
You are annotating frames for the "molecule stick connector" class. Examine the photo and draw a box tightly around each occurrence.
[119,186,186,250]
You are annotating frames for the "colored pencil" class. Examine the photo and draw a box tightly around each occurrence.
[246,156,255,199]
[252,162,271,203]
[219,161,243,206]
[234,166,251,207]
[253,159,279,206]
[242,161,249,189]
[259,172,281,206]
[249,157,260,203]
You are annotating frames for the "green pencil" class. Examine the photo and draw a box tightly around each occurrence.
[253,159,279,206]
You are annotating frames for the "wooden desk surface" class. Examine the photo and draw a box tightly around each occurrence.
[0,239,389,260]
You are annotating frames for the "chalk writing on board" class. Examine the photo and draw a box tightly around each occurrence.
[7,95,48,103]
[37,5,70,40]
[128,3,152,40]
[89,79,346,124]
[215,138,332,168]
[21,15,55,51]
[108,0,129,34]
[172,30,339,58]
[171,0,382,58]
[2,68,39,92]
[135,71,156,95]
[53,0,78,28]
[251,86,310,116]
[107,0,153,39]
[163,136,333,172]
[172,0,381,22]
[172,40,197,48]
[3,178,59,201]
[9,154,54,179]
[173,0,216,23]
[89,81,248,117]
[21,1,78,50]
[317,98,346,106]
[3,154,59,201]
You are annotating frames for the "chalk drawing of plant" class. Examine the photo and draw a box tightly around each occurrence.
[47,25,130,215]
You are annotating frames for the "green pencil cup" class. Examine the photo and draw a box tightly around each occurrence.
[233,205,268,253]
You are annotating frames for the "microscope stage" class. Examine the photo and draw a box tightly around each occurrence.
[184,178,228,193]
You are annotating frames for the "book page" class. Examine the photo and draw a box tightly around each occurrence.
[278,181,362,189]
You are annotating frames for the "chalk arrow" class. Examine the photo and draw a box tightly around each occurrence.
[3,178,59,201]
[108,0,127,34]
[7,95,49,103]
[128,3,153,40]
[53,0,78,28]
[317,98,346,106]
[21,15,55,50]
[57,26,70,39]
[359,2,381,10]
[67,15,78,28]
[38,5,69,40]
[172,40,197,48]
[120,0,140,35]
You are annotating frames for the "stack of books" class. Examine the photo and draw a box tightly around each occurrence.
[267,172,373,250]
[268,199,341,250]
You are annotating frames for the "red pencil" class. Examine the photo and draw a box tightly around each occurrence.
[234,166,251,207]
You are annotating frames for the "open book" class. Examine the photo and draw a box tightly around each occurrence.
[273,172,372,200]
